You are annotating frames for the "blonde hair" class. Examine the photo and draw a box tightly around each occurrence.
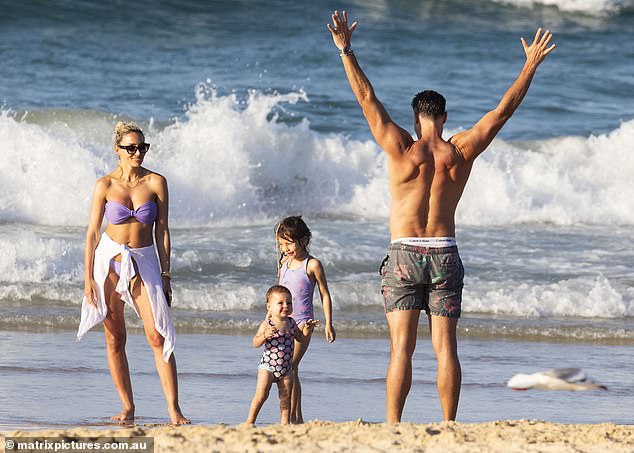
[113,121,144,146]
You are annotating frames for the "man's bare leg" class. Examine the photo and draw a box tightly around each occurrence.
[428,315,461,421]
[385,309,420,423]
[103,271,135,422]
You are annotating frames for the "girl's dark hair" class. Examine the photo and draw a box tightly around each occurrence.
[266,285,292,304]
[275,216,312,276]
[275,215,312,244]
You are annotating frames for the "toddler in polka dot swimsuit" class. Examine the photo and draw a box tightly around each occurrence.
[246,285,317,425]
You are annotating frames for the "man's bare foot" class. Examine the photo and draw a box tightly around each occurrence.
[110,408,135,422]
[169,407,191,425]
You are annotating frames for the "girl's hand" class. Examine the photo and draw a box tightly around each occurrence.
[84,279,98,308]
[325,323,336,343]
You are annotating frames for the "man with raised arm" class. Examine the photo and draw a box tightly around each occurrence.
[328,10,555,422]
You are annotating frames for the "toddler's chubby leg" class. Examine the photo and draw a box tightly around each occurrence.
[277,373,294,425]
[247,369,274,425]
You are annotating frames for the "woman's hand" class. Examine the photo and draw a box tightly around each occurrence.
[162,276,172,307]
[84,279,99,308]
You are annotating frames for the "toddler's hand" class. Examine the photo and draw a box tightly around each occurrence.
[303,319,320,334]
[264,325,278,340]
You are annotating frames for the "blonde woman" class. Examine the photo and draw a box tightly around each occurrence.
[77,121,189,424]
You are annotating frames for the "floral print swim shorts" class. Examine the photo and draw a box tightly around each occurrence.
[379,243,464,318]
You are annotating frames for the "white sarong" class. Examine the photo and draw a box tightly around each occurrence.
[76,232,175,362]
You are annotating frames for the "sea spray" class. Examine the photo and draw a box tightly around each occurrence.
[2,101,634,227]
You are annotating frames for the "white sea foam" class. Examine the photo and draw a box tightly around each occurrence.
[166,276,633,318]
[0,229,83,283]
[5,271,629,320]
[464,274,633,318]
[0,110,104,226]
[149,85,379,226]
[489,0,632,15]
[2,93,633,227]
[346,120,634,226]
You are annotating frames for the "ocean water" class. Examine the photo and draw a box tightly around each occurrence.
[1,330,633,429]
[1,0,633,428]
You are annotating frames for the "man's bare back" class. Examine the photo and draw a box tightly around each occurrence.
[389,135,473,239]
[329,9,555,423]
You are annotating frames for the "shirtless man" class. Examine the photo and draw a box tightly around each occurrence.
[328,10,555,422]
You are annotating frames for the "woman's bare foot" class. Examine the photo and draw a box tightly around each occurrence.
[110,407,135,422]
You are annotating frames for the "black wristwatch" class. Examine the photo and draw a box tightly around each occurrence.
[340,45,354,56]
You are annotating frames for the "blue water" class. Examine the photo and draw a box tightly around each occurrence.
[1,0,633,429]
[2,0,633,139]
[1,331,632,429]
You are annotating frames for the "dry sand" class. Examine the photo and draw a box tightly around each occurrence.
[3,420,633,452]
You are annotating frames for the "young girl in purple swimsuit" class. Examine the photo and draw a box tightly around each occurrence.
[247,285,317,425]
[276,216,336,424]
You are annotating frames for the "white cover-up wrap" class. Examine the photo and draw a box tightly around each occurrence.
[76,232,175,362]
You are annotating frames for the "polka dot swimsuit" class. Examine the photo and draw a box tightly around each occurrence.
[258,318,296,382]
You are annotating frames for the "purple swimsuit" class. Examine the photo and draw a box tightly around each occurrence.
[105,200,157,225]
[259,318,296,382]
[105,200,157,275]
[280,257,316,325]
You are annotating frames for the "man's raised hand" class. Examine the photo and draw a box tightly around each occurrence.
[327,10,358,50]
[521,28,556,67]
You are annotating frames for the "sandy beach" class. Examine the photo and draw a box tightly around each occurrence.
[4,420,633,453]
[3,2,634,453]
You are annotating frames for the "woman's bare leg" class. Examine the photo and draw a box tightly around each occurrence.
[103,269,135,421]
[131,276,190,424]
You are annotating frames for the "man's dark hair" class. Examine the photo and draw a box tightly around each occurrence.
[411,90,446,119]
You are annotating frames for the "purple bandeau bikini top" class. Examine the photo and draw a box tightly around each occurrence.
[104,200,157,225]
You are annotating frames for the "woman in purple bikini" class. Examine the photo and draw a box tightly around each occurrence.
[276,216,336,423]
[77,121,189,425]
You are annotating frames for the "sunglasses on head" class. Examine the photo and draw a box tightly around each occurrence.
[117,143,150,154]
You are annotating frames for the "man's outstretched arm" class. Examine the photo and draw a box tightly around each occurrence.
[328,10,413,156]
[451,28,556,161]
